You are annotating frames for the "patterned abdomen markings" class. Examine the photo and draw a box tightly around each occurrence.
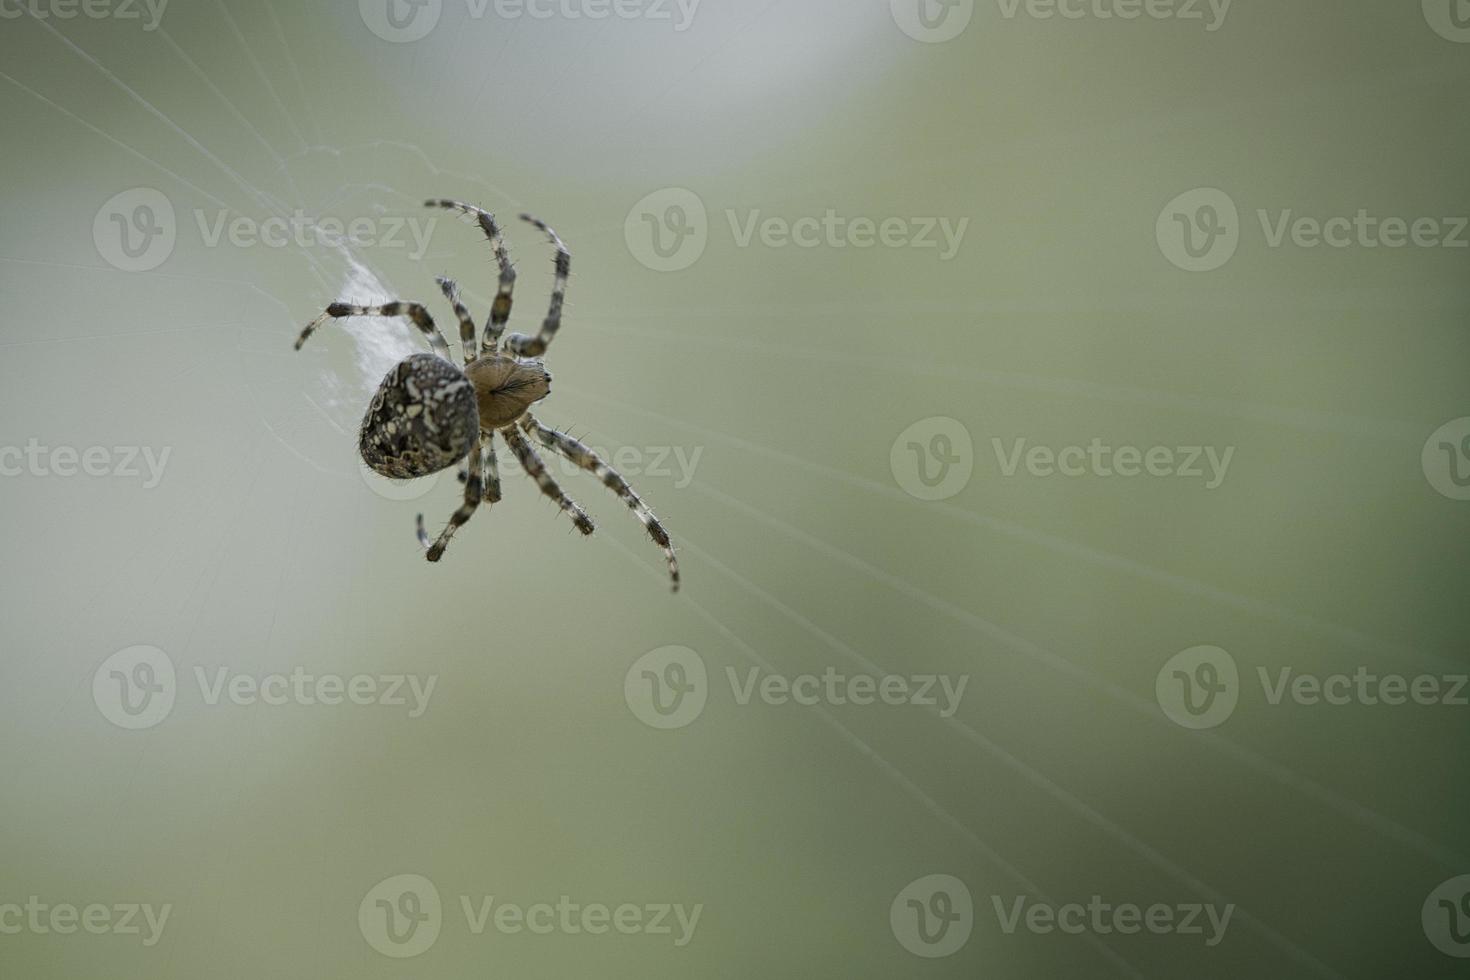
[360,354,479,479]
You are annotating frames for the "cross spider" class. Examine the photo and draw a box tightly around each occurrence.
[294,199,679,591]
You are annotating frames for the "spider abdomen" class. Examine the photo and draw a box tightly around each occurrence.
[465,354,552,429]
[359,354,479,479]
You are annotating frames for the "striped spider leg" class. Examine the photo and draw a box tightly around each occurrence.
[417,438,484,562]
[426,199,516,354]
[500,424,595,536]
[520,413,679,592]
[503,213,569,358]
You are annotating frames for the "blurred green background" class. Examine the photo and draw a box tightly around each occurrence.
[1,0,1468,976]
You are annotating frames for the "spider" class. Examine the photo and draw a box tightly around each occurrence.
[294,199,680,591]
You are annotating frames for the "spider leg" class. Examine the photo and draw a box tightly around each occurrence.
[426,199,516,354]
[504,213,569,359]
[295,301,452,361]
[436,276,478,365]
[500,424,595,536]
[418,439,484,561]
[520,413,679,592]
[482,432,503,503]
[458,429,503,503]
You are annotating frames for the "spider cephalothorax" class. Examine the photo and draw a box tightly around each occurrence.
[294,201,679,591]
[464,353,552,428]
